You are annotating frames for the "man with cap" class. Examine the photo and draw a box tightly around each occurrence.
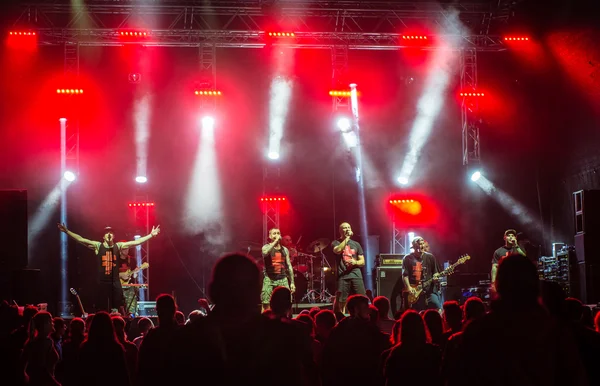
[402,236,442,312]
[491,229,526,287]
[57,223,160,313]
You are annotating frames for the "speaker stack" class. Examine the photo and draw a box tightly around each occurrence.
[0,190,35,304]
[573,190,600,304]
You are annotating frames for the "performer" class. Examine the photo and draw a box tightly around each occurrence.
[491,229,526,286]
[57,223,160,313]
[331,222,366,313]
[402,236,442,311]
[261,228,295,311]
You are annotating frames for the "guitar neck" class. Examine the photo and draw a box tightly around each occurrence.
[421,260,464,288]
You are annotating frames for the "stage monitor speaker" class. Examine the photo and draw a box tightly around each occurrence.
[0,190,28,272]
[375,267,404,318]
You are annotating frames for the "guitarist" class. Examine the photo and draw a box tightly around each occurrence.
[402,237,442,312]
[332,222,366,313]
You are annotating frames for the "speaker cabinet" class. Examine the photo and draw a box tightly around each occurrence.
[0,190,28,272]
[575,262,600,304]
[575,233,600,264]
[375,267,404,317]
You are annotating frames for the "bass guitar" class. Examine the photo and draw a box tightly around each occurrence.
[70,287,88,318]
[406,254,471,306]
[119,262,149,285]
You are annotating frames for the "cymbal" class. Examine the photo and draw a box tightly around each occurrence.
[307,238,330,253]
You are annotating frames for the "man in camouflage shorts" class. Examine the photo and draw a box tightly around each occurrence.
[261,228,295,311]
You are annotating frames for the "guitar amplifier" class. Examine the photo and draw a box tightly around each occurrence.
[376,266,405,318]
[379,254,405,266]
[137,301,157,317]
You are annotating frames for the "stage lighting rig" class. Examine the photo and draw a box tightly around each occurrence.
[8,31,36,37]
[267,32,295,38]
[128,202,155,208]
[503,36,530,42]
[459,91,485,97]
[260,196,286,202]
[56,89,84,95]
[118,30,150,40]
[194,90,222,96]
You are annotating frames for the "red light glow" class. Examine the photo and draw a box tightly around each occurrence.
[267,32,295,37]
[194,90,223,96]
[387,194,440,227]
[128,202,155,207]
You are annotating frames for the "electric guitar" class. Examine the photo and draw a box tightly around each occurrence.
[406,254,471,306]
[70,287,88,318]
[119,262,149,285]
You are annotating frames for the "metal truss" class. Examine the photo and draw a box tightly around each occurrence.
[391,222,408,255]
[331,45,350,112]
[197,43,218,111]
[62,42,81,174]
[132,193,151,301]
[10,1,509,51]
[262,165,281,243]
[460,48,481,165]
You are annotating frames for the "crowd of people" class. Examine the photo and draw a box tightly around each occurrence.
[1,253,600,386]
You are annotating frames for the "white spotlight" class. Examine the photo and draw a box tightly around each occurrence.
[268,151,280,160]
[397,176,409,185]
[337,117,351,133]
[201,116,215,128]
[63,171,76,182]
[135,176,148,184]
[471,171,481,182]
[408,232,415,243]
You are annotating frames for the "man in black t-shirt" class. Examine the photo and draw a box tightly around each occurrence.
[491,229,526,289]
[332,222,366,313]
[58,223,160,313]
[261,228,295,311]
[402,236,442,311]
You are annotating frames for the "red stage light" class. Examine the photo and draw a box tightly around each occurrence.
[503,36,530,41]
[260,196,287,202]
[118,30,150,38]
[128,202,155,207]
[56,89,84,95]
[267,32,295,38]
[194,90,223,96]
[459,92,485,97]
[402,35,428,40]
[9,31,37,36]
[329,90,352,97]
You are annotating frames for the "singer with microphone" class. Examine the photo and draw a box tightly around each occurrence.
[57,223,160,313]
[491,229,526,288]
[261,228,295,312]
[332,222,366,313]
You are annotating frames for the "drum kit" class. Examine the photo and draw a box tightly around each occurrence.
[243,237,336,303]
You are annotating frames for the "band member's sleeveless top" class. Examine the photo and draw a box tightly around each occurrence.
[263,247,288,280]
[97,243,120,283]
